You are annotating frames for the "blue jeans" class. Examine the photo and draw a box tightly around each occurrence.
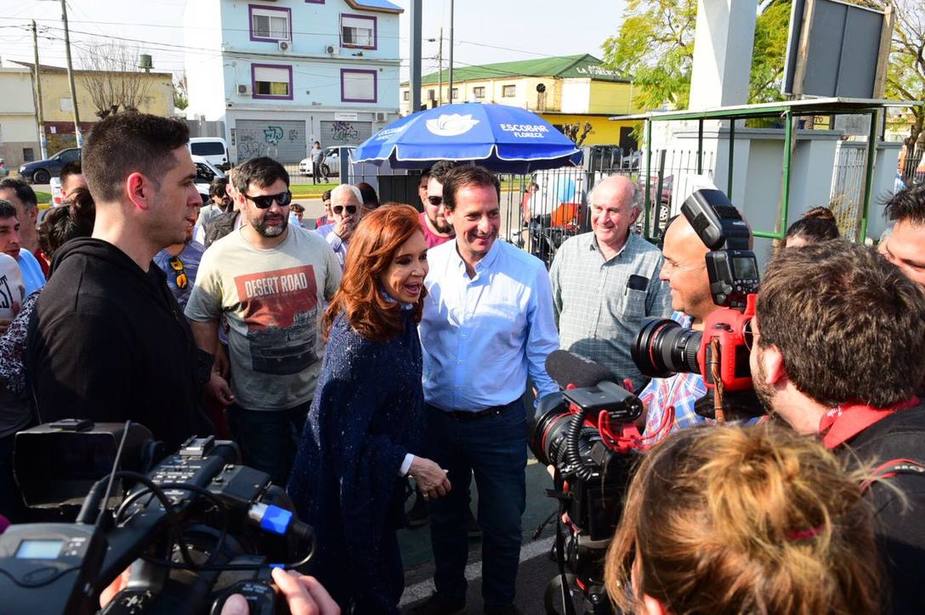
[424,399,527,608]
[228,401,310,485]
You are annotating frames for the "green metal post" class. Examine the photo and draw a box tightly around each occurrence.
[644,119,653,239]
[778,110,793,238]
[727,119,735,196]
[859,110,878,242]
[697,119,704,174]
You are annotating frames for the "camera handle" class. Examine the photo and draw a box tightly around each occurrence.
[708,338,725,423]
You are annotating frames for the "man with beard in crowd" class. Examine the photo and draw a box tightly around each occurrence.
[750,240,925,614]
[419,161,456,248]
[185,157,341,484]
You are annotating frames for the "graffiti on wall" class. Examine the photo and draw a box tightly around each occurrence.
[236,121,306,162]
[320,120,372,146]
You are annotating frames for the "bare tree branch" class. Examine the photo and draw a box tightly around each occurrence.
[78,44,152,118]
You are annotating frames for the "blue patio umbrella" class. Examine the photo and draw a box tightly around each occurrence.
[352,103,583,173]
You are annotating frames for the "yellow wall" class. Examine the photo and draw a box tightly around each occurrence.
[540,113,640,147]
[587,80,640,115]
[401,77,636,118]
[39,70,174,122]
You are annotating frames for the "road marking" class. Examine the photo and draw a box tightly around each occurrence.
[398,535,555,607]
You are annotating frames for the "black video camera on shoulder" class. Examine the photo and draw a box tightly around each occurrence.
[0,420,314,615]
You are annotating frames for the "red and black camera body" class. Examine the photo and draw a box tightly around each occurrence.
[697,293,757,392]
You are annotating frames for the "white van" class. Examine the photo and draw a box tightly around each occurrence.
[189,137,230,171]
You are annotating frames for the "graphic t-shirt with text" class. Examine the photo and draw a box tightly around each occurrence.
[185,226,342,410]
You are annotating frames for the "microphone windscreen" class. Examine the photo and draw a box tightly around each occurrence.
[545,349,617,389]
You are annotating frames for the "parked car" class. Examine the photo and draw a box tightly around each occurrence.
[298,146,355,178]
[19,147,81,185]
[189,137,230,171]
[192,155,225,199]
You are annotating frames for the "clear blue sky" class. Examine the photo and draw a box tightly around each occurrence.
[0,0,623,79]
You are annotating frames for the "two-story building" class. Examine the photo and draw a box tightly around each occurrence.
[184,0,402,164]
[400,54,642,149]
[0,62,174,166]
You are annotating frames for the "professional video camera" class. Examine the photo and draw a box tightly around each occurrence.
[631,189,763,419]
[0,420,314,615]
[529,351,670,615]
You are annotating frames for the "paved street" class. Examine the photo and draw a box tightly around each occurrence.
[397,449,565,614]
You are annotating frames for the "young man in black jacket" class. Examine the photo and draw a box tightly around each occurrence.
[750,240,925,614]
[26,113,212,449]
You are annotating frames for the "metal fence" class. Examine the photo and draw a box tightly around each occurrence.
[900,148,924,187]
[283,146,710,268]
[267,135,888,264]
[829,145,868,239]
[642,148,717,243]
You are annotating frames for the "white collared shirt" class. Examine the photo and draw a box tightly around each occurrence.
[420,238,559,412]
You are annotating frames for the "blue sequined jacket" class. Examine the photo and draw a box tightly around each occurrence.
[287,309,423,611]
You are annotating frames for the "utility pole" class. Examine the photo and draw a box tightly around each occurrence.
[60,0,82,146]
[448,0,454,104]
[409,0,422,113]
[437,27,443,106]
[31,20,48,159]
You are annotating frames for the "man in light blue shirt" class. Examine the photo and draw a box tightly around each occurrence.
[0,200,44,295]
[413,166,558,615]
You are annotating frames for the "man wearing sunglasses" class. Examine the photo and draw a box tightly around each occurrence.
[186,157,342,485]
[419,161,456,249]
[314,184,364,269]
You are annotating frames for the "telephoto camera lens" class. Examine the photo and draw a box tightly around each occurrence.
[631,318,702,378]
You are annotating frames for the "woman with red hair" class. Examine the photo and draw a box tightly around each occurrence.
[287,204,450,614]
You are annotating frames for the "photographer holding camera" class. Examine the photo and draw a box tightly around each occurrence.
[637,214,718,439]
[751,240,925,613]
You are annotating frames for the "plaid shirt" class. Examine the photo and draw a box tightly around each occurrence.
[640,312,708,442]
[550,231,671,390]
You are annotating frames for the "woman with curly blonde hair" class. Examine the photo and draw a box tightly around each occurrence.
[605,424,882,615]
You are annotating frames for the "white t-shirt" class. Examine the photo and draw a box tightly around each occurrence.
[0,253,24,321]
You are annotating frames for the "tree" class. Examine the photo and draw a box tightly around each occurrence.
[78,44,152,119]
[602,1,791,109]
[560,122,593,147]
[601,0,698,111]
[174,73,189,112]
[882,0,925,149]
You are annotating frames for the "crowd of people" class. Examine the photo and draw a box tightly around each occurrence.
[1,109,925,615]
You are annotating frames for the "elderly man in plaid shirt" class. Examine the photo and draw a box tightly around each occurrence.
[550,175,671,392]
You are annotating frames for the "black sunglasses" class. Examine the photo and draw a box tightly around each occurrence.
[427,196,443,206]
[245,190,292,209]
[332,205,357,215]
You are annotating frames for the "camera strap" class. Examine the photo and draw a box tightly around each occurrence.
[859,458,925,493]
[819,396,919,450]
